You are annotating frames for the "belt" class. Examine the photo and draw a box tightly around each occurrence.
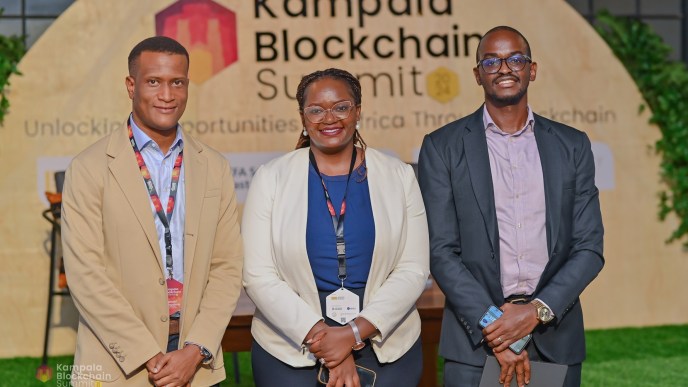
[504,294,532,304]
[169,317,180,335]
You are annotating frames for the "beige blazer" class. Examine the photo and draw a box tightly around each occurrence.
[62,125,243,386]
[242,147,429,367]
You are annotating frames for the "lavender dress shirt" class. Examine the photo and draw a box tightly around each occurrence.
[483,106,548,298]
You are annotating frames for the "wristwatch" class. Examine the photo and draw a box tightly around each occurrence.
[348,320,366,351]
[185,342,213,365]
[531,299,554,324]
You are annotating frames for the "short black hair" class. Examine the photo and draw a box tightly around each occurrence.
[476,26,531,63]
[128,36,189,75]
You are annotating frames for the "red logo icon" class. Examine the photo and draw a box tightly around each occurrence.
[156,0,238,83]
[36,365,53,382]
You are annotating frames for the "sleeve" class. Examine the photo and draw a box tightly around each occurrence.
[358,163,430,341]
[184,159,244,366]
[418,135,494,346]
[61,157,160,375]
[242,165,323,346]
[535,132,604,323]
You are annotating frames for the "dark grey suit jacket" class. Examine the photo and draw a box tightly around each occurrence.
[418,106,604,366]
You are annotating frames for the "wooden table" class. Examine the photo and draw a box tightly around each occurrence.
[222,280,445,387]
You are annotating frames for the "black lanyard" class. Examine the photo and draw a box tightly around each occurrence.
[128,119,183,279]
[309,147,357,288]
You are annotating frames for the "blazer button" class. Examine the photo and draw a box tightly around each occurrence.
[119,356,125,362]
[161,315,168,322]
[109,343,115,349]
[159,278,165,285]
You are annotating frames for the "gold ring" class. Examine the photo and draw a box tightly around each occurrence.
[497,337,504,344]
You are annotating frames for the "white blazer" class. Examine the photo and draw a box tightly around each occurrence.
[242,147,430,367]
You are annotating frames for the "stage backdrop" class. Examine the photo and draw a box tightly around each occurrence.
[1,0,686,358]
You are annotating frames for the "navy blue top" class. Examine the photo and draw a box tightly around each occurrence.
[306,162,375,291]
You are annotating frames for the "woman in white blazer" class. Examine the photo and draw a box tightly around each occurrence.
[242,68,430,387]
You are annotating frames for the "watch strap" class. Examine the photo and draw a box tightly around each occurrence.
[348,320,365,350]
[530,299,554,323]
[184,341,213,365]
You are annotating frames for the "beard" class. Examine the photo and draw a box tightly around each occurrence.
[486,86,528,106]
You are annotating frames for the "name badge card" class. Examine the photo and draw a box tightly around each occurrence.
[167,278,183,316]
[326,288,359,325]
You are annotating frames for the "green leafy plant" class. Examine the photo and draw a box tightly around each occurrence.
[0,8,25,125]
[596,10,688,247]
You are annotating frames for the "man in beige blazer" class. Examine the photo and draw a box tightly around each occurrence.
[62,36,243,386]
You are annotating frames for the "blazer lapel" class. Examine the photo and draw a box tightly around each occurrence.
[463,109,499,256]
[365,149,397,287]
[181,133,207,281]
[107,126,163,274]
[534,116,562,256]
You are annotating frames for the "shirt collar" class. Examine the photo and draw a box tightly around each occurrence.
[482,105,535,136]
[129,113,184,153]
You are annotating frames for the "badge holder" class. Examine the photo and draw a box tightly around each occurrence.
[167,276,184,316]
[326,278,359,325]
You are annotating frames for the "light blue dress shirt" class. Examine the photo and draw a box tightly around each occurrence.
[130,117,186,283]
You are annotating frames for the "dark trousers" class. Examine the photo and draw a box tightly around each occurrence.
[252,338,423,387]
[443,341,582,387]
[167,334,220,387]
[252,287,423,386]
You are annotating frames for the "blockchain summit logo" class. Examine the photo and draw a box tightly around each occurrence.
[156,0,239,84]
[36,363,112,385]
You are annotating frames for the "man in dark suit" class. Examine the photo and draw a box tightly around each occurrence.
[418,26,604,387]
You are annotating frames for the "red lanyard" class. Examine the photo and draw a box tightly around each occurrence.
[127,119,183,279]
[309,147,357,287]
